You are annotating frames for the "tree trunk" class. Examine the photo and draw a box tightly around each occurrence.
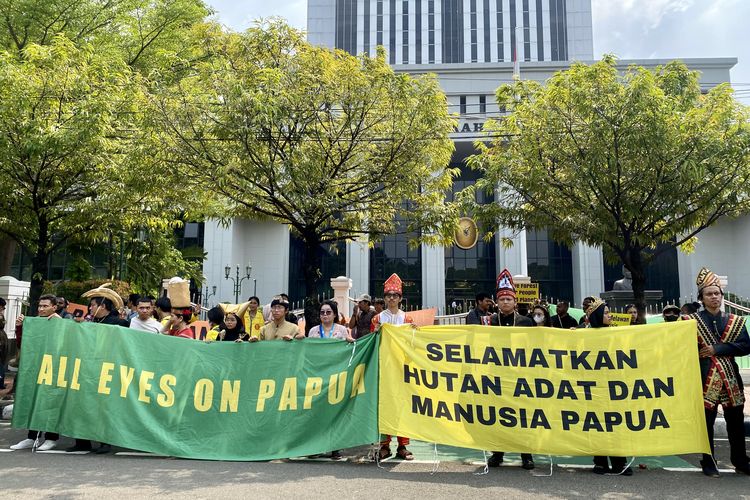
[302,234,323,332]
[626,248,647,324]
[0,235,16,276]
[29,221,50,316]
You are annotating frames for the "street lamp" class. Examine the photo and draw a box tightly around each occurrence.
[225,264,252,303]
[203,285,217,308]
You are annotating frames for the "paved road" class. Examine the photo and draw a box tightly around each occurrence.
[3,424,750,499]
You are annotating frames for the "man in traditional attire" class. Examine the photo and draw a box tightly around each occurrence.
[371,273,414,461]
[691,267,750,477]
[488,269,535,470]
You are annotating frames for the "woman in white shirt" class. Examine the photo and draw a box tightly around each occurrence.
[307,300,354,342]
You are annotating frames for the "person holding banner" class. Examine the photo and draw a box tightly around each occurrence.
[128,297,162,334]
[10,294,61,452]
[625,304,638,325]
[586,298,633,476]
[487,269,535,470]
[465,292,493,325]
[692,267,750,477]
[531,304,551,327]
[371,273,415,461]
[259,298,301,341]
[308,300,353,342]
[551,300,578,329]
[218,312,247,342]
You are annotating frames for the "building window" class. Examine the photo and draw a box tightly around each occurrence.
[525,228,574,302]
[550,0,568,61]
[479,94,486,114]
[536,0,545,61]
[402,0,409,63]
[445,166,496,310]
[415,0,422,63]
[370,212,422,308]
[364,0,371,54]
[441,0,464,63]
[510,0,517,63]
[483,0,491,62]
[496,0,504,62]
[288,238,346,306]
[390,0,397,64]
[460,95,467,114]
[428,0,436,63]
[470,0,478,63]
[335,0,358,56]
[522,0,531,62]
[377,0,384,46]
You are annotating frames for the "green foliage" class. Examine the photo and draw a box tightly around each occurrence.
[151,20,458,301]
[465,57,750,314]
[65,254,93,281]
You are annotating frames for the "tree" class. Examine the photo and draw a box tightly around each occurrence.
[0,36,175,310]
[465,57,750,322]
[152,21,457,326]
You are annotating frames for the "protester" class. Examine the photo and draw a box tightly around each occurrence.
[348,294,375,339]
[9,294,61,451]
[579,296,595,327]
[244,296,265,339]
[681,301,701,315]
[55,296,73,319]
[531,304,551,327]
[487,269,534,470]
[162,307,195,339]
[662,304,680,323]
[465,292,492,325]
[586,298,633,476]
[691,267,750,477]
[218,312,246,342]
[128,297,162,333]
[309,300,353,342]
[371,273,414,461]
[373,297,385,314]
[205,306,225,341]
[87,296,128,326]
[550,300,578,329]
[126,293,140,321]
[625,304,638,325]
[259,298,301,341]
[155,296,172,324]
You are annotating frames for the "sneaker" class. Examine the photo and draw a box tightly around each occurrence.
[487,452,504,467]
[37,440,57,451]
[592,465,609,475]
[521,455,535,470]
[9,438,35,450]
[330,450,344,461]
[65,443,92,453]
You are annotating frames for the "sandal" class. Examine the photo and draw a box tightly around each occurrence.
[396,446,414,461]
[377,445,392,460]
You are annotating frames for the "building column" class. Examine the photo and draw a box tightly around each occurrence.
[572,242,604,306]
[330,276,353,319]
[495,226,528,276]
[421,244,446,310]
[346,236,370,298]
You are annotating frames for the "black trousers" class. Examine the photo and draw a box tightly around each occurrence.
[593,455,626,470]
[704,404,750,468]
[28,430,59,441]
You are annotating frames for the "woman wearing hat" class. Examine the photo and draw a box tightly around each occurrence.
[587,298,633,476]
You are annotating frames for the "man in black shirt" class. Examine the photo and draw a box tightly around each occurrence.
[551,300,578,329]
[465,292,493,325]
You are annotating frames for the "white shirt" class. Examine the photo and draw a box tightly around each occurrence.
[129,316,162,334]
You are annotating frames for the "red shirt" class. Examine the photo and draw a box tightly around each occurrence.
[169,326,194,339]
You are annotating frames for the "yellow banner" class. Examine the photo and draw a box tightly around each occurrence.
[378,322,709,456]
[610,313,633,327]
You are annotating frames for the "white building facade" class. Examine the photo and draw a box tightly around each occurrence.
[201,1,743,310]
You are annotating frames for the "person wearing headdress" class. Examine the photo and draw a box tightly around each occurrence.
[586,298,632,476]
[82,283,128,327]
[487,269,535,470]
[691,267,750,477]
[370,273,415,461]
[161,278,195,339]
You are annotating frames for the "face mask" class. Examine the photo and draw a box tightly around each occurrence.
[533,314,544,324]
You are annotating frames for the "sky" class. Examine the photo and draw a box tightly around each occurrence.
[204,0,750,103]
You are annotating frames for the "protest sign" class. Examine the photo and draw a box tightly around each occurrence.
[515,283,539,304]
[610,313,633,327]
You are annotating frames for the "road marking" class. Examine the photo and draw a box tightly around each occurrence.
[0,449,14,452]
[115,452,169,458]
[663,467,735,473]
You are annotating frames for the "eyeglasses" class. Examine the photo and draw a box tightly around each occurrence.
[320,310,334,316]
[384,293,400,299]
[271,305,286,311]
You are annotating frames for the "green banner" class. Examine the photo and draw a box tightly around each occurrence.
[12,317,379,460]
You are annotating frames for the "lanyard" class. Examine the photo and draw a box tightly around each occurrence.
[319,324,335,338]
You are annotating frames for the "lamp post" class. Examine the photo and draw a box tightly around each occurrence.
[225,264,252,304]
[203,285,217,309]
